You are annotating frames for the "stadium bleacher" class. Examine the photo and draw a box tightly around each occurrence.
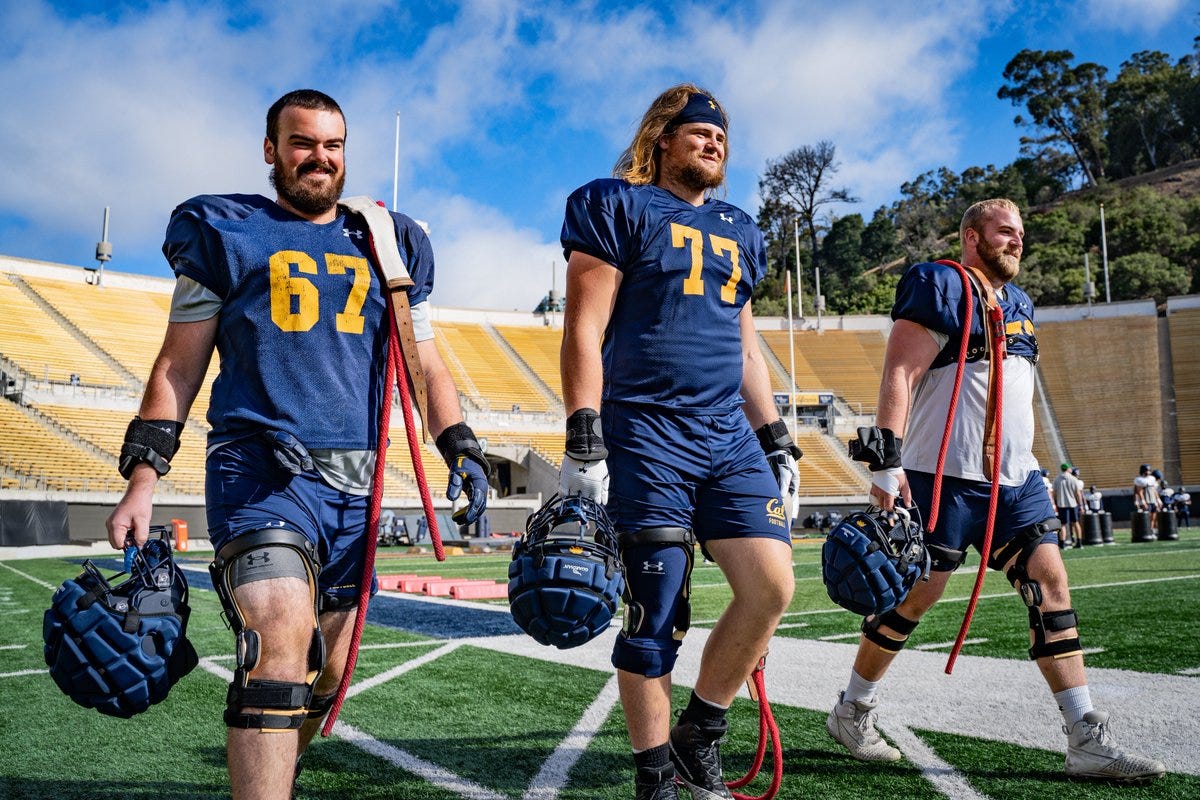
[2,257,1195,500]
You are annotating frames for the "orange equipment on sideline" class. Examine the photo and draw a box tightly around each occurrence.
[171,519,188,552]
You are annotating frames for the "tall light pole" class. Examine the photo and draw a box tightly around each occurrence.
[392,111,401,211]
[793,217,804,316]
[786,270,797,437]
[92,207,112,287]
[1099,202,1111,303]
[814,261,824,332]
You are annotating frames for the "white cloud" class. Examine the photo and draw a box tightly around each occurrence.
[417,192,562,312]
[1081,0,1187,32]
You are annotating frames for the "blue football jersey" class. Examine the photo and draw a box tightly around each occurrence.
[891,261,1039,367]
[561,179,767,411]
[162,194,434,450]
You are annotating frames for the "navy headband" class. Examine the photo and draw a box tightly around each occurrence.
[669,93,725,132]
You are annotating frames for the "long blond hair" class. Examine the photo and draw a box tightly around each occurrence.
[613,83,729,191]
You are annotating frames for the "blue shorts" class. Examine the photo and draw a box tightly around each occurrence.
[906,469,1057,572]
[206,436,374,602]
[601,404,791,545]
[1057,506,1079,525]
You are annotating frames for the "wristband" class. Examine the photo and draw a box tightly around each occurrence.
[436,422,490,475]
[118,417,182,479]
[754,419,803,460]
[565,408,608,461]
[849,426,902,470]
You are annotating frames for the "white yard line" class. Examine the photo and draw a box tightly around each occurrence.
[0,561,56,590]
[881,723,991,800]
[346,642,460,698]
[913,638,988,651]
[521,674,621,800]
[0,669,47,678]
[0,644,27,650]
[336,722,510,800]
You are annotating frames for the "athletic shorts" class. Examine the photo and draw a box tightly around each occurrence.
[206,436,375,602]
[906,468,1057,572]
[1057,505,1079,525]
[601,404,791,547]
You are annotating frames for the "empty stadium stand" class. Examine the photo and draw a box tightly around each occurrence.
[1168,303,1200,484]
[759,329,887,413]
[1036,312,1162,490]
[434,322,555,413]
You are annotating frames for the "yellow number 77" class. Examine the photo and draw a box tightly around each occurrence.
[671,222,742,303]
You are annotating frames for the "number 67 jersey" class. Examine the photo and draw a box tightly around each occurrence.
[163,193,435,450]
[560,179,767,412]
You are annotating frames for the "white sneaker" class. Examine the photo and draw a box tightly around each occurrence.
[1065,711,1166,783]
[826,691,901,762]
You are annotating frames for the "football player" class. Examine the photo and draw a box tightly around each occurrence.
[829,199,1165,783]
[559,84,801,800]
[105,90,489,800]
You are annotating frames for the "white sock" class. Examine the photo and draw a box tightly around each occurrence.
[844,669,881,704]
[1055,685,1094,730]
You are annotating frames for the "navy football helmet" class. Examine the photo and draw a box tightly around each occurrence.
[43,530,198,717]
[508,494,625,649]
[822,506,929,616]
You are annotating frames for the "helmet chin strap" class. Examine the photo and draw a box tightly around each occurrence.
[932,259,1006,675]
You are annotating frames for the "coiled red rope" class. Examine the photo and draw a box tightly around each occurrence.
[321,293,444,736]
[725,657,783,800]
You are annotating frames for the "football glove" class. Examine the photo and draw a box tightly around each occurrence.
[560,408,609,504]
[755,420,803,528]
[436,423,490,525]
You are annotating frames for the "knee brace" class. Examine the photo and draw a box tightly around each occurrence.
[209,529,325,731]
[612,527,695,677]
[307,691,338,721]
[861,608,919,653]
[1000,524,1082,662]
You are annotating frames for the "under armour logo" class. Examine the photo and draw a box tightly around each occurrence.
[720,213,734,224]
[244,553,272,567]
[343,228,363,239]
[642,560,665,574]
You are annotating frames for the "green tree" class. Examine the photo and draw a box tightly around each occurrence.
[1110,251,1190,303]
[999,49,1108,187]
[1106,50,1195,176]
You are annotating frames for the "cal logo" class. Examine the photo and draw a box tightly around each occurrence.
[856,519,867,527]
[569,546,584,555]
[765,498,786,527]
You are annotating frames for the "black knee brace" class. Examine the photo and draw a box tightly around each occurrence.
[210,529,325,730]
[619,526,696,643]
[1001,523,1082,661]
[861,608,919,653]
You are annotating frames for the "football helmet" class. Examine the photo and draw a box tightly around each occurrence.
[508,494,625,649]
[822,506,929,616]
[43,530,198,717]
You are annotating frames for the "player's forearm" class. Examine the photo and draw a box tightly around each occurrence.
[561,329,604,413]
[739,347,776,429]
[420,345,466,437]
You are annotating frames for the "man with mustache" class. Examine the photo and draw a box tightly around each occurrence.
[826,198,1165,783]
[559,83,800,800]
[106,89,490,799]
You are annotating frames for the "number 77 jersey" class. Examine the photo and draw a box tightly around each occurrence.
[163,193,435,450]
[561,178,767,411]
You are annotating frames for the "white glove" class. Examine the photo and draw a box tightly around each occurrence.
[560,454,609,504]
[766,450,800,528]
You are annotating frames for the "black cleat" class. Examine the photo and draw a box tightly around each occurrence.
[669,718,733,800]
[635,763,679,800]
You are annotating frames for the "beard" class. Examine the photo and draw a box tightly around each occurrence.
[976,236,1021,282]
[269,160,345,216]
[664,155,724,194]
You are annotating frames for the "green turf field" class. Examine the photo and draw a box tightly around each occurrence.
[2,536,1197,799]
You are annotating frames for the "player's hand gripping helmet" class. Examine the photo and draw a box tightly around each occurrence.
[43,530,198,717]
[508,494,625,649]
[822,506,930,616]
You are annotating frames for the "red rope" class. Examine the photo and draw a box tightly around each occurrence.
[726,660,783,800]
[321,293,445,737]
[931,260,1005,675]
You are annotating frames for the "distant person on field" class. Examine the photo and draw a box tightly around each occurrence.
[1133,464,1162,527]
[1053,463,1082,549]
[1172,487,1191,528]
[1083,485,1104,515]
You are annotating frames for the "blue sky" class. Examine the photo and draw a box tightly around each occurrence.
[0,0,1195,311]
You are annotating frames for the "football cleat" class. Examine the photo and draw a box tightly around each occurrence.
[634,763,679,800]
[669,717,733,800]
[1065,711,1166,784]
[826,691,901,762]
